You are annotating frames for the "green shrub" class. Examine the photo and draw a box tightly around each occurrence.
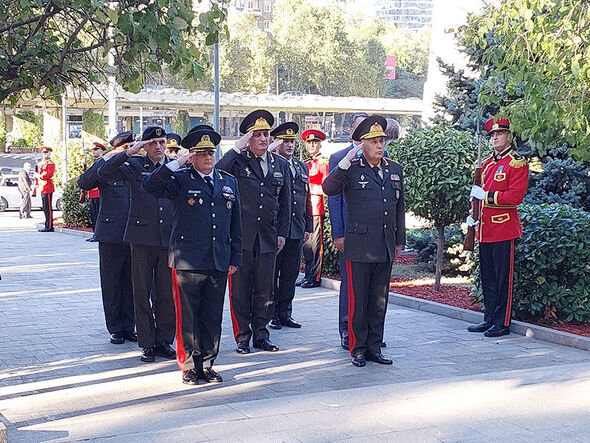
[62,179,91,228]
[322,198,339,276]
[82,110,106,139]
[472,204,590,323]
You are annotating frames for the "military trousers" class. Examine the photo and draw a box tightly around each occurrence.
[130,244,175,349]
[89,197,100,231]
[19,191,31,217]
[303,215,324,283]
[338,252,349,341]
[98,242,134,334]
[480,239,515,327]
[273,237,303,323]
[346,260,392,357]
[41,192,53,230]
[229,239,276,344]
[172,269,226,371]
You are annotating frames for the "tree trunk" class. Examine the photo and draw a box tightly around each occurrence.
[434,223,445,292]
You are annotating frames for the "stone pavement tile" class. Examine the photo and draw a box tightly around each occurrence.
[242,414,304,434]
[374,428,441,443]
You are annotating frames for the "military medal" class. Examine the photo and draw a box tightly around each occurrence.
[245,167,251,177]
[188,198,195,206]
[198,198,203,205]
[227,201,232,209]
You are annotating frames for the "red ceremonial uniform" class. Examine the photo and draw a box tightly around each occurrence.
[38,160,56,194]
[306,155,329,216]
[477,148,529,243]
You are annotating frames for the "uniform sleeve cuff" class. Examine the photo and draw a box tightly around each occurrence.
[166,160,180,172]
[233,145,241,154]
[338,158,352,170]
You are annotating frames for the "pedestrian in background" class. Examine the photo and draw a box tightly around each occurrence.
[18,162,33,219]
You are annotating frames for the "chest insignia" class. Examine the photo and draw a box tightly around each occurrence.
[245,167,252,177]
[227,201,233,209]
[188,198,196,206]
[358,181,369,189]
[391,174,400,181]
[222,185,234,194]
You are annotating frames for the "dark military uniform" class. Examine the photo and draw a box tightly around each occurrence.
[144,155,241,376]
[216,132,291,348]
[98,141,175,353]
[78,155,134,340]
[323,116,405,363]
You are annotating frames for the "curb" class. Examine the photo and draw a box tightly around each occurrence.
[320,277,590,352]
[35,224,93,239]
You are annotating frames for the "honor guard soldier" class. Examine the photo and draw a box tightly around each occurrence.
[144,128,242,385]
[78,132,136,345]
[87,141,106,238]
[98,126,176,363]
[36,146,56,232]
[298,129,329,289]
[467,118,529,337]
[327,112,368,349]
[165,133,182,159]
[268,122,312,330]
[323,115,405,367]
[217,109,291,354]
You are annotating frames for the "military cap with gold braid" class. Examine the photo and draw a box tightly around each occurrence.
[187,124,214,136]
[484,117,511,134]
[181,129,221,153]
[352,115,387,142]
[166,133,182,150]
[239,109,274,134]
[270,122,299,140]
[301,129,326,142]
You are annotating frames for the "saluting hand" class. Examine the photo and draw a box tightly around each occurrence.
[345,141,364,162]
[268,139,282,153]
[177,151,195,167]
[235,132,253,151]
[126,140,147,156]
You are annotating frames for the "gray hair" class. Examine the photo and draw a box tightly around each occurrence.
[348,112,369,130]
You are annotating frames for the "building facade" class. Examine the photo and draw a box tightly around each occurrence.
[229,0,274,31]
[374,0,434,29]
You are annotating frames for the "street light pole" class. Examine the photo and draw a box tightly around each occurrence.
[214,41,221,161]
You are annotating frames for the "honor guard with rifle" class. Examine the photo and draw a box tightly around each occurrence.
[465,118,529,337]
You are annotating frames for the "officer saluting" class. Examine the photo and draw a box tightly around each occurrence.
[217,109,291,354]
[165,133,182,160]
[98,126,176,363]
[144,128,242,385]
[77,132,135,345]
[323,115,405,367]
[268,122,312,330]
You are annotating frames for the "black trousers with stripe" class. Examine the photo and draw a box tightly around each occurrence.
[41,192,53,230]
[480,239,515,327]
[338,252,349,341]
[229,238,276,344]
[347,260,392,357]
[172,269,226,371]
[273,237,303,323]
[303,215,324,283]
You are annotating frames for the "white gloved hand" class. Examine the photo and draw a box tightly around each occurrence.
[465,215,479,227]
[470,185,485,200]
[234,132,253,151]
[268,139,282,152]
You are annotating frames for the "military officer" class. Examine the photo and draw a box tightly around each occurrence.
[268,122,312,330]
[298,129,329,289]
[77,132,135,345]
[216,109,291,353]
[467,118,529,337]
[98,126,176,363]
[144,128,242,385]
[87,141,106,238]
[165,133,182,159]
[323,115,405,367]
[36,146,56,232]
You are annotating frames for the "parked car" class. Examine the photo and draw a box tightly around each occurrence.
[0,176,63,212]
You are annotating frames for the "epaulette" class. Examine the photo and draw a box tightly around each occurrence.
[509,152,527,168]
[219,169,236,179]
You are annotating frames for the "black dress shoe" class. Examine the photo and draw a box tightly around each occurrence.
[38,228,54,232]
[182,369,199,385]
[123,331,138,342]
[467,321,493,333]
[300,280,320,288]
[341,337,349,350]
[236,341,251,354]
[484,325,510,337]
[268,317,282,330]
[140,347,155,362]
[110,332,124,344]
[86,236,97,242]
[282,317,302,328]
[351,353,366,367]
[197,367,223,383]
[295,277,307,287]
[366,352,393,365]
[253,337,279,352]
[154,343,176,359]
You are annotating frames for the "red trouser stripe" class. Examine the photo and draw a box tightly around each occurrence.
[316,218,323,282]
[505,239,515,327]
[346,260,357,356]
[227,274,240,343]
[171,269,187,372]
[48,193,53,229]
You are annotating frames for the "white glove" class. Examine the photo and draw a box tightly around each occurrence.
[268,139,282,152]
[470,185,485,200]
[234,132,253,152]
[465,215,479,227]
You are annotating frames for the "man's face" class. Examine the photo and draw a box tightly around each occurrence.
[165,148,178,159]
[92,147,104,159]
[42,151,51,159]
[363,137,385,164]
[306,140,321,156]
[490,130,512,152]
[144,138,166,162]
[250,130,269,157]
[277,140,294,159]
[190,150,215,174]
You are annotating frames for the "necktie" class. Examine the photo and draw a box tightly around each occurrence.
[256,157,266,177]
[204,175,214,193]
[372,165,382,183]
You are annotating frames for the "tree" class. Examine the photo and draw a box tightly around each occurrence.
[459,0,590,161]
[174,110,191,136]
[390,125,480,290]
[0,0,228,104]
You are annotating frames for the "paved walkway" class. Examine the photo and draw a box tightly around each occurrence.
[0,211,589,442]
